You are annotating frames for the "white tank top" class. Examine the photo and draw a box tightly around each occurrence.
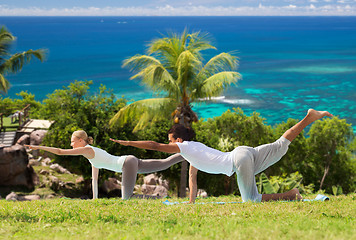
[176,141,234,176]
[86,145,127,172]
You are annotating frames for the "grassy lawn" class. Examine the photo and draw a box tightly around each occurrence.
[0,194,355,240]
[1,116,19,131]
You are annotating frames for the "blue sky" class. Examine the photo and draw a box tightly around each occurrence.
[1,0,356,16]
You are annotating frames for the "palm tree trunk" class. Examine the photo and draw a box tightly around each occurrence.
[173,103,198,198]
[320,155,332,190]
[320,163,330,190]
[179,160,188,197]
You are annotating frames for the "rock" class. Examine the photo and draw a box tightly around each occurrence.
[63,181,75,190]
[0,145,37,188]
[141,184,156,195]
[158,178,169,190]
[75,176,85,184]
[50,163,71,174]
[6,192,19,201]
[39,169,49,175]
[197,189,208,198]
[144,174,158,185]
[153,185,168,197]
[45,194,56,199]
[29,130,48,145]
[49,175,60,191]
[29,159,41,166]
[29,130,48,157]
[5,192,40,201]
[22,195,41,201]
[139,174,170,197]
[16,134,30,145]
[41,157,52,166]
[102,178,122,194]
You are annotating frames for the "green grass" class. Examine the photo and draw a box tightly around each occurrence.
[1,116,19,131]
[0,194,355,240]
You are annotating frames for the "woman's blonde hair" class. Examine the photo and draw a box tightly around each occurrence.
[72,130,93,144]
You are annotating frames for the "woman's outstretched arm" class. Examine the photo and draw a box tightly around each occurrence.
[25,145,94,158]
[110,139,180,154]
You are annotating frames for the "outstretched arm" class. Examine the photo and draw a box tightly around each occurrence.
[110,138,180,154]
[25,145,94,159]
[189,165,198,204]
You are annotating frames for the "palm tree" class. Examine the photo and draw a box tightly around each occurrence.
[0,26,46,94]
[110,29,241,197]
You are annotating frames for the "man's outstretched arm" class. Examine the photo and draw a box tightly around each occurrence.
[110,138,180,154]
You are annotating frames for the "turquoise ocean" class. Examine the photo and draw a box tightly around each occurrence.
[1,17,355,132]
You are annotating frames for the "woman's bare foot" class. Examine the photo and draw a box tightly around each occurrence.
[307,109,333,122]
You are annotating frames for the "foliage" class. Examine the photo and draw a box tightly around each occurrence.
[0,26,46,94]
[111,29,241,130]
[0,91,41,116]
[256,172,315,195]
[306,117,355,193]
[37,80,127,178]
[2,85,355,197]
[0,195,355,239]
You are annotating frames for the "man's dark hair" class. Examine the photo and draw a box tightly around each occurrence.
[168,124,196,141]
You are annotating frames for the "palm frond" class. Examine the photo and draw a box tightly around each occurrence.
[197,52,239,80]
[123,55,180,97]
[122,55,161,73]
[0,74,10,94]
[176,50,201,86]
[186,31,216,54]
[0,27,16,64]
[109,98,178,132]
[3,49,46,74]
[191,71,241,100]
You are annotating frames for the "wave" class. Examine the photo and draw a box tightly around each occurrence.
[198,96,253,105]
[11,83,32,87]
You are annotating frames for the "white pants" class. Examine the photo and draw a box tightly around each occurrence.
[231,137,291,202]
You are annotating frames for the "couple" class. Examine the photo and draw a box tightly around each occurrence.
[27,109,333,203]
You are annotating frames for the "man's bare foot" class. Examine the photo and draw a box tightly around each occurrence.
[307,109,333,122]
[289,188,303,201]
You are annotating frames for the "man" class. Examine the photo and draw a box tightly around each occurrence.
[110,109,333,203]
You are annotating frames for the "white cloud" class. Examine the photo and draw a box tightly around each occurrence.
[309,0,318,2]
[0,4,355,16]
[285,5,297,8]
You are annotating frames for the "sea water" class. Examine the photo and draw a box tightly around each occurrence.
[1,16,355,131]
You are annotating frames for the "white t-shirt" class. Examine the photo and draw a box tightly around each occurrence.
[176,141,234,176]
[86,145,127,172]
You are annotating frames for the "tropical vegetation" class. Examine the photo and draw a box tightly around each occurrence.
[110,29,241,197]
[1,81,354,196]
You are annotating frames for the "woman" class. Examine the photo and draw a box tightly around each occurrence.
[26,130,184,199]
[110,109,333,203]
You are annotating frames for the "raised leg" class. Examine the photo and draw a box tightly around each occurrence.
[137,153,185,174]
[282,109,333,142]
